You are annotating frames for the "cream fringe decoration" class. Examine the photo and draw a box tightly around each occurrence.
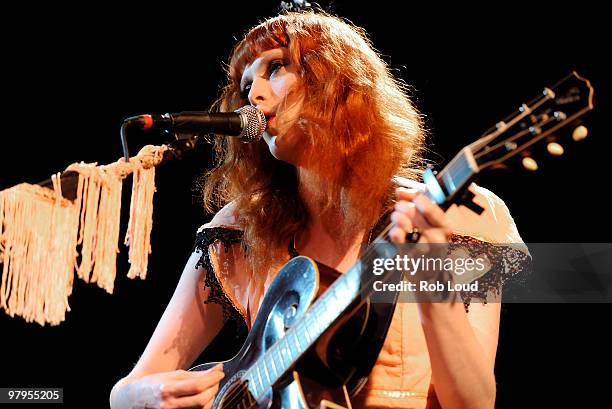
[124,145,165,280]
[0,144,167,325]
[0,179,78,325]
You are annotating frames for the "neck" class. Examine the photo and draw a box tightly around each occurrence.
[295,166,369,270]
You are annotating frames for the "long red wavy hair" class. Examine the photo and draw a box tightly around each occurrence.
[201,11,426,276]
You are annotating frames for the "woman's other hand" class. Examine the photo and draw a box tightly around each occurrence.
[135,364,224,409]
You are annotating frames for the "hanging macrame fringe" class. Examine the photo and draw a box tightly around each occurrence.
[0,144,167,325]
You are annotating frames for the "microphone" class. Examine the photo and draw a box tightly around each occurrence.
[124,106,267,143]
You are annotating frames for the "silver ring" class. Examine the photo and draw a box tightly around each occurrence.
[406,227,421,243]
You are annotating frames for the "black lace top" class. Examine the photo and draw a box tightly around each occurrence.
[192,225,531,321]
[192,226,247,333]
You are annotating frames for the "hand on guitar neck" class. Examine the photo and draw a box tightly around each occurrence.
[389,187,452,248]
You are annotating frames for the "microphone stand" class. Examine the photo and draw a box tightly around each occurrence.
[36,123,203,200]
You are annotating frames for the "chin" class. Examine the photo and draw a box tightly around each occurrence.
[264,130,302,165]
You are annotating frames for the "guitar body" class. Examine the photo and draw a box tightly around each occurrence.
[190,256,398,409]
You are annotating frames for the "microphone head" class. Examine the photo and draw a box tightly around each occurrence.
[235,106,267,143]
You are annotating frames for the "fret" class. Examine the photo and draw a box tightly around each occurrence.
[267,353,278,380]
[324,285,339,306]
[306,307,322,336]
[445,161,470,192]
[318,300,335,327]
[279,337,292,367]
[312,310,324,337]
[320,296,334,324]
[422,167,446,204]
[255,363,266,394]
[344,265,361,294]
[273,344,287,372]
[261,358,272,386]
[438,147,479,198]
[442,171,457,195]
[290,329,305,354]
[300,316,314,343]
[244,371,256,398]
[316,296,334,325]
[331,277,353,309]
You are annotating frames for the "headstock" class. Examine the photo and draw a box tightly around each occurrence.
[419,72,595,213]
[469,71,594,171]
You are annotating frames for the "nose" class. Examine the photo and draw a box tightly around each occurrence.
[247,76,270,106]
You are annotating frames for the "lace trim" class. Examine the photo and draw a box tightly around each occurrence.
[449,233,532,311]
[193,226,246,328]
[193,227,529,320]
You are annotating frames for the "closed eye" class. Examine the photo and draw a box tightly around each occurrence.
[240,83,251,99]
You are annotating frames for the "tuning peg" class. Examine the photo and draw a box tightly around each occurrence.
[522,157,539,171]
[572,125,588,142]
[547,142,564,156]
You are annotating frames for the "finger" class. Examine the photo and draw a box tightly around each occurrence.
[171,366,220,380]
[208,364,224,373]
[413,194,447,228]
[170,382,220,409]
[161,379,204,398]
[393,201,416,240]
[389,226,406,244]
[163,370,224,397]
[390,210,414,234]
[183,364,224,378]
[407,211,450,244]
[395,187,421,201]
[394,199,417,216]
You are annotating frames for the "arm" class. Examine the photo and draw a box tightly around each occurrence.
[111,203,242,408]
[109,250,226,409]
[418,300,498,409]
[390,188,500,409]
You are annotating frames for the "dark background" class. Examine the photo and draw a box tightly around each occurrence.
[1,1,610,407]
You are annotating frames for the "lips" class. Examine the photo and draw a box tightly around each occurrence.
[266,115,276,129]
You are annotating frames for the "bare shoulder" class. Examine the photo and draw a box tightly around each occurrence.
[470,184,512,217]
[197,201,240,234]
[447,184,524,244]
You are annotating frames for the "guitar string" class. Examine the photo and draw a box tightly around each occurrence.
[441,92,552,177]
[472,93,553,161]
[217,379,253,409]
[473,114,559,163]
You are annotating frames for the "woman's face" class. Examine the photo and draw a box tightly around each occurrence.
[240,47,304,165]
